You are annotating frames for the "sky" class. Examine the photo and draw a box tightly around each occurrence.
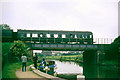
[1,0,120,39]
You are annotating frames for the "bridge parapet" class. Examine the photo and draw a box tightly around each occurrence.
[93,38,114,44]
[26,43,110,51]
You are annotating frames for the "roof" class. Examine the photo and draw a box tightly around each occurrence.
[17,29,93,33]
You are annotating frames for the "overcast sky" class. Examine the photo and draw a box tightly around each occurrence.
[1,0,120,39]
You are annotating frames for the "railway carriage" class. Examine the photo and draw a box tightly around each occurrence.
[17,30,93,44]
[2,29,93,44]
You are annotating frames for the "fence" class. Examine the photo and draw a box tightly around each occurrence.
[93,38,114,44]
[2,52,19,67]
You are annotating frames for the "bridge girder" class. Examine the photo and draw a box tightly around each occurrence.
[26,43,110,51]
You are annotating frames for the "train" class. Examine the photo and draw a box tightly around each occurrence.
[2,29,93,44]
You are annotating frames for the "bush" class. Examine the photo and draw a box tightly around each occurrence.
[105,36,120,61]
[10,40,29,60]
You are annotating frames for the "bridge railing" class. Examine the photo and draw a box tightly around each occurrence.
[93,38,114,44]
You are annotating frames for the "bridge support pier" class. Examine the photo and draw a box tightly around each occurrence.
[83,64,99,78]
[83,50,98,64]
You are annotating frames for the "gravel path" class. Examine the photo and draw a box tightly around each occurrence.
[16,66,48,80]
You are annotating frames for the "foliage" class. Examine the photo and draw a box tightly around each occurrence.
[0,24,11,30]
[105,36,120,61]
[37,53,44,57]
[2,42,13,56]
[10,40,29,59]
[2,42,13,67]
[102,60,118,65]
[45,54,83,62]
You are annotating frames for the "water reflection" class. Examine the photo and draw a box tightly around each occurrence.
[53,60,120,78]
[83,64,120,78]
[54,60,83,74]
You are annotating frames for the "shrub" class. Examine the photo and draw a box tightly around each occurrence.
[10,40,29,59]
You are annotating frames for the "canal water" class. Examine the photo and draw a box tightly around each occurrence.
[53,60,120,78]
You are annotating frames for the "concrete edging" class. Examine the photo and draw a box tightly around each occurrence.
[30,65,65,80]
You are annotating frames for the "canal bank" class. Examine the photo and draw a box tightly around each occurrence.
[44,54,83,63]
[44,53,118,66]
[23,59,120,80]
[51,60,120,79]
[41,55,120,79]
[30,64,66,80]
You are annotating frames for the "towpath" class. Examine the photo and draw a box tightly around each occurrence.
[16,66,47,80]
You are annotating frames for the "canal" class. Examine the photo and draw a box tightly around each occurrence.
[52,60,120,79]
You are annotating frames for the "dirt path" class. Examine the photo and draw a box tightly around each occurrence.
[16,66,48,80]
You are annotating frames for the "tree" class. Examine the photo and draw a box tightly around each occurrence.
[0,24,11,30]
[105,36,120,61]
[10,40,29,59]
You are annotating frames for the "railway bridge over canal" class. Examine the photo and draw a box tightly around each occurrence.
[26,42,110,64]
[2,29,112,64]
[19,30,110,64]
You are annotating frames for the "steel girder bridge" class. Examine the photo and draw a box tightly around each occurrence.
[2,29,111,64]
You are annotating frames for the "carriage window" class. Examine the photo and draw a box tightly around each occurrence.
[40,33,43,37]
[54,34,58,38]
[27,33,30,37]
[82,35,84,38]
[75,34,77,38]
[90,35,92,38]
[85,34,87,38]
[70,34,72,38]
[32,34,38,37]
[47,34,50,38]
[62,34,66,38]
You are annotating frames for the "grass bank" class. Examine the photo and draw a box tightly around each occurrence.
[44,54,83,63]
[57,74,76,80]
[2,61,33,79]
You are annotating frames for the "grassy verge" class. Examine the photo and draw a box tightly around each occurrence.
[57,74,77,80]
[44,54,83,62]
[2,61,33,78]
